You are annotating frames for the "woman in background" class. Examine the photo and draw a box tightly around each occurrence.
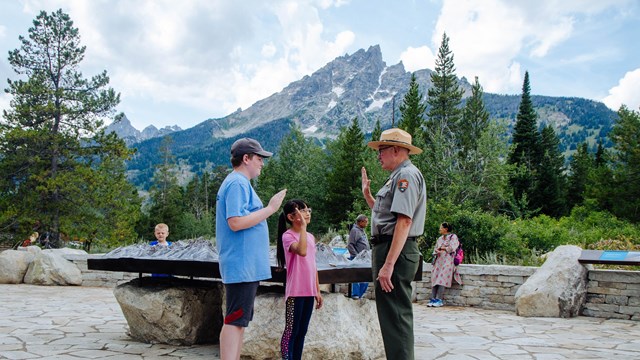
[428,222,462,307]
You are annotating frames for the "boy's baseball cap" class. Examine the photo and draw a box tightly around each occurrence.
[230,138,273,158]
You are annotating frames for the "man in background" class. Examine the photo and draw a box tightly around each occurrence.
[347,214,370,299]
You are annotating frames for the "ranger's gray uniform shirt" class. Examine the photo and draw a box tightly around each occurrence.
[371,159,426,237]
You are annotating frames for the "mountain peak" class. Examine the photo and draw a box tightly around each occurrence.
[213,44,398,138]
[104,115,181,145]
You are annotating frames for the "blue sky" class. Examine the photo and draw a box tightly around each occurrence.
[1,0,638,130]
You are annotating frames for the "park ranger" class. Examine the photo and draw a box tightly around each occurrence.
[361,128,426,360]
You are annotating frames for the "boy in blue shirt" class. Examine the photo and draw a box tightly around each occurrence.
[150,223,171,247]
[216,138,286,359]
[150,223,172,277]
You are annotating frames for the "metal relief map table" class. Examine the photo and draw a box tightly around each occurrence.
[578,250,640,266]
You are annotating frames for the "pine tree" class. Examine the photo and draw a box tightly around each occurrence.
[258,126,329,238]
[0,10,136,246]
[325,118,367,227]
[455,76,513,211]
[371,119,382,141]
[566,143,594,210]
[181,173,214,238]
[534,125,567,217]
[358,118,387,221]
[398,73,426,137]
[508,71,542,215]
[146,136,185,238]
[421,32,464,202]
[426,32,464,143]
[585,141,615,215]
[459,76,489,161]
[606,106,640,222]
[595,140,606,167]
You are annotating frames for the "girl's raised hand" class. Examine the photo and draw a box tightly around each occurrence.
[294,208,307,229]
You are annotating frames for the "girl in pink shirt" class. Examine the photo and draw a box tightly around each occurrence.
[276,199,323,360]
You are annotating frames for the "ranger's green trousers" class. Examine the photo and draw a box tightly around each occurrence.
[372,239,421,360]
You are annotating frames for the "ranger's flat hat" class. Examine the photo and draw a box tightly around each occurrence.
[367,128,422,155]
[231,138,273,158]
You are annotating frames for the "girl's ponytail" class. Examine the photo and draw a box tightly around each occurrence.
[276,211,288,269]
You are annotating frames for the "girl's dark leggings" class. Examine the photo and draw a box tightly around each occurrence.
[280,296,314,360]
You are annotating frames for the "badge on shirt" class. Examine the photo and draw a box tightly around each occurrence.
[398,179,409,192]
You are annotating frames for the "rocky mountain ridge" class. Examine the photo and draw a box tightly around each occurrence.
[210,45,470,138]
[120,44,616,189]
[105,115,182,145]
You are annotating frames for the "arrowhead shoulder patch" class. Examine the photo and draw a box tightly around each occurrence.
[398,179,409,192]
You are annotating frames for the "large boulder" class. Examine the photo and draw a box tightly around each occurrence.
[113,277,224,345]
[243,293,384,360]
[0,250,35,283]
[515,245,588,318]
[23,251,83,285]
[17,245,42,255]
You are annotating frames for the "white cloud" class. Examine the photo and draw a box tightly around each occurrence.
[224,0,354,113]
[529,16,574,58]
[433,0,527,94]
[7,0,634,129]
[317,0,350,9]
[432,0,627,95]
[603,68,640,111]
[225,1,355,112]
[261,42,277,58]
[12,0,355,127]
[399,46,435,73]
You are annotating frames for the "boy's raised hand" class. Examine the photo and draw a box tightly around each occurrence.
[268,189,287,213]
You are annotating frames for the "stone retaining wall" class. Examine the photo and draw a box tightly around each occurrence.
[419,264,537,311]
[70,255,639,321]
[335,264,537,311]
[582,269,640,321]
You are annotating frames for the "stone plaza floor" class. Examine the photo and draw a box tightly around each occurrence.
[0,284,639,359]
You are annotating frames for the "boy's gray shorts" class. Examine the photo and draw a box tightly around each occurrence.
[223,281,260,327]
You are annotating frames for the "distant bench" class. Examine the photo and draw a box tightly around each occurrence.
[578,250,640,266]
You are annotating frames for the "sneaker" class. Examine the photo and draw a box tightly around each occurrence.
[432,299,444,307]
[426,298,435,307]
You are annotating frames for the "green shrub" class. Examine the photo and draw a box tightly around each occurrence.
[507,215,574,252]
[558,206,640,247]
[421,202,523,261]
[452,210,511,255]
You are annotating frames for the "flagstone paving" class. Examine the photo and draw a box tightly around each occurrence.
[1,284,638,359]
